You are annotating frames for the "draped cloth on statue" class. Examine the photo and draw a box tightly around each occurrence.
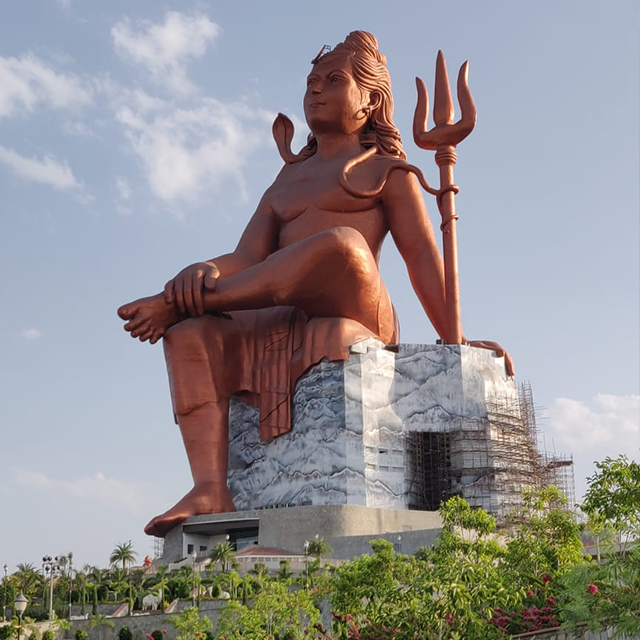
[163,279,399,442]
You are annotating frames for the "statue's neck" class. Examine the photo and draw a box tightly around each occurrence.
[313,132,363,161]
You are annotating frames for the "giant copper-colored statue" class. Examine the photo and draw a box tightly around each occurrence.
[118,31,511,537]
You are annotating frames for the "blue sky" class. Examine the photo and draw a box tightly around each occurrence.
[1,1,638,570]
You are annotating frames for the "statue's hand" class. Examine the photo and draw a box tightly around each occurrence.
[466,340,515,378]
[164,261,220,316]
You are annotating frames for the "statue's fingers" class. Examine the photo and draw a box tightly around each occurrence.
[175,280,187,314]
[183,279,197,317]
[164,280,174,304]
[504,352,515,378]
[192,272,204,316]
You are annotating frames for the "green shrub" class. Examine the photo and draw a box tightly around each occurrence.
[117,627,132,640]
[42,631,55,640]
[74,630,88,640]
[29,629,40,640]
[150,631,163,640]
[0,625,15,640]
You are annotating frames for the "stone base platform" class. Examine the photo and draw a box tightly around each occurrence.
[227,341,518,515]
[161,505,443,563]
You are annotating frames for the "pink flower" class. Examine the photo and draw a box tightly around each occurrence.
[587,584,598,595]
[527,590,534,596]
[546,596,556,606]
[444,613,455,626]
[542,574,552,584]
[146,635,153,640]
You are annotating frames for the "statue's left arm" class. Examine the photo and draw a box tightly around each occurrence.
[382,169,451,342]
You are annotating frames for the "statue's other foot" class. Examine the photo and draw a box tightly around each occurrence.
[144,482,236,537]
[117,293,185,344]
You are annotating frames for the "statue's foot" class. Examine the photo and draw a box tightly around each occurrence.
[117,293,185,344]
[144,482,236,537]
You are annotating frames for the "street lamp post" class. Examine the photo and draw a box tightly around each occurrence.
[191,551,197,608]
[42,556,61,621]
[303,540,310,589]
[14,593,28,640]
[2,563,8,622]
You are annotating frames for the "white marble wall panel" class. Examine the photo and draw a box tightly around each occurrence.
[227,342,517,512]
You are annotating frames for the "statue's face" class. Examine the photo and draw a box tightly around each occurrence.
[304,55,369,135]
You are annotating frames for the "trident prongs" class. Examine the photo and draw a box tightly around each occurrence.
[413,51,476,151]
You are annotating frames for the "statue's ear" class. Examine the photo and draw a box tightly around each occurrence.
[272,113,304,164]
[369,91,382,111]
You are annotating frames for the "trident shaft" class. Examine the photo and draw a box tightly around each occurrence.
[414,51,476,345]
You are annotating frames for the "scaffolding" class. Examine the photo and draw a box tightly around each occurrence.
[404,381,576,522]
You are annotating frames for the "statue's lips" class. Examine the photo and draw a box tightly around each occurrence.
[309,101,326,109]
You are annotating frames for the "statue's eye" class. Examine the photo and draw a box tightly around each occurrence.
[330,76,340,83]
[307,78,315,86]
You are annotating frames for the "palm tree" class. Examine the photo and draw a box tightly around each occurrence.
[109,542,137,571]
[108,568,129,600]
[276,559,293,581]
[85,566,106,616]
[74,569,88,616]
[90,614,114,640]
[146,565,168,612]
[13,563,41,598]
[209,542,234,573]
[307,536,332,562]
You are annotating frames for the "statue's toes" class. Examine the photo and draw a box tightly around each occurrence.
[117,304,132,320]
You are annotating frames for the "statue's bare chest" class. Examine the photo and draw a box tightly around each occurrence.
[270,162,376,223]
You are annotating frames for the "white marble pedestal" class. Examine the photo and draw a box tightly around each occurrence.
[227,341,525,517]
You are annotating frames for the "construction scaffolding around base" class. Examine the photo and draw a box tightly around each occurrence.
[405,382,575,521]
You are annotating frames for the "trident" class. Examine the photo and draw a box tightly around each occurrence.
[414,51,476,345]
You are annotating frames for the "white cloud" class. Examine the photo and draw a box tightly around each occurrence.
[113,93,273,206]
[20,328,42,339]
[116,175,132,200]
[12,469,156,515]
[0,145,83,191]
[549,393,639,453]
[0,53,92,117]
[112,11,221,94]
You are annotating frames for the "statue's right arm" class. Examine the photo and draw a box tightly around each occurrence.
[164,186,280,316]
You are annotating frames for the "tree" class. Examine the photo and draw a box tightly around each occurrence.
[308,536,332,562]
[276,559,293,582]
[85,567,106,616]
[169,606,211,640]
[582,454,640,538]
[89,615,114,640]
[109,542,137,572]
[217,581,321,639]
[146,565,169,613]
[558,455,640,637]
[12,564,41,598]
[209,542,234,573]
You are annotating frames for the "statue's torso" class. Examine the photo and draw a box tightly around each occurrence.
[268,154,391,260]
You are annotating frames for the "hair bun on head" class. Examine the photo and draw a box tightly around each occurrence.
[344,30,387,65]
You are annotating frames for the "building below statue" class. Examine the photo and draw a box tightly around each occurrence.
[160,505,443,564]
